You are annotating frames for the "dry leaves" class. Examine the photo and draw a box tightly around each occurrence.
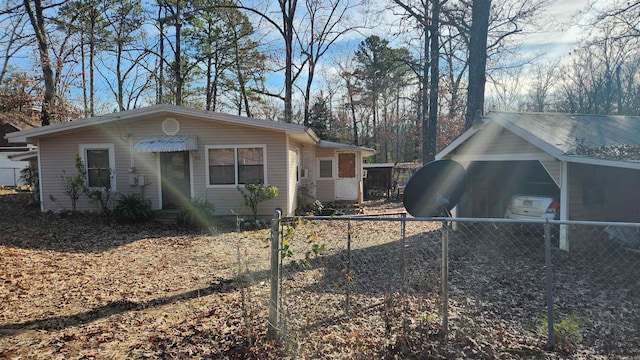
[1,190,638,359]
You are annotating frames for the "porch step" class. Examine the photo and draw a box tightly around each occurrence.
[153,210,179,224]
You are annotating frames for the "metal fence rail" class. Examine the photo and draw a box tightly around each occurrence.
[268,213,640,358]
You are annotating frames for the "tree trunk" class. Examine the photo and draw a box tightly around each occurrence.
[157,6,164,104]
[282,0,296,123]
[346,78,359,146]
[232,25,252,117]
[421,26,430,163]
[80,34,89,117]
[24,0,55,125]
[174,0,183,106]
[426,0,440,162]
[465,0,491,129]
[89,6,95,116]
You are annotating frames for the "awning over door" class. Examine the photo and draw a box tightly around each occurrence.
[133,135,197,152]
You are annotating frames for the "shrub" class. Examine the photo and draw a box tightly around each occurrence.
[115,194,152,223]
[237,181,278,220]
[60,154,88,212]
[178,197,215,231]
[20,165,39,203]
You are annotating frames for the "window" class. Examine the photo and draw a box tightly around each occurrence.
[80,144,115,190]
[207,145,266,186]
[318,159,333,179]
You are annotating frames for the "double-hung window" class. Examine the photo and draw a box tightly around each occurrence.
[207,145,266,186]
[80,144,116,190]
[318,158,334,179]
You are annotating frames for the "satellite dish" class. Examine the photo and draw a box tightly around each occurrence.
[403,159,466,217]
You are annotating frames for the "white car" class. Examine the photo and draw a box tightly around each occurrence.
[505,194,560,221]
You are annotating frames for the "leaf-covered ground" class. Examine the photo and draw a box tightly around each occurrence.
[1,189,637,359]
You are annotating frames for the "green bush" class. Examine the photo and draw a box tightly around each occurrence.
[237,181,278,220]
[178,197,215,231]
[115,194,152,223]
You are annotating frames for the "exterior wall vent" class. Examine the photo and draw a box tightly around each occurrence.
[162,118,180,135]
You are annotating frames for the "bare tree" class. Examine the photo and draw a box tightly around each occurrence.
[594,0,639,40]
[336,59,361,145]
[0,12,33,84]
[99,0,150,112]
[298,0,361,126]
[231,1,300,122]
[526,61,558,112]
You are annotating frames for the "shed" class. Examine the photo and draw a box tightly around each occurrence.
[363,163,394,199]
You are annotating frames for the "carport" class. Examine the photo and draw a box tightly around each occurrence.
[436,111,640,251]
[460,160,560,218]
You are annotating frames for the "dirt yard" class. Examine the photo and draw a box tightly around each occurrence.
[1,189,638,359]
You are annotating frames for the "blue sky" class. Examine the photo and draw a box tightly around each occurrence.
[3,0,607,113]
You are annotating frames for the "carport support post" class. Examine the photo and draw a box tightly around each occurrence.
[544,220,555,350]
[268,209,282,340]
[441,222,449,334]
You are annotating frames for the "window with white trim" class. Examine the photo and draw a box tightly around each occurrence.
[79,144,116,190]
[318,158,333,179]
[207,145,266,186]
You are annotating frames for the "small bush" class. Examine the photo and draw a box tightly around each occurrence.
[178,197,215,231]
[115,194,152,223]
[237,181,278,220]
[539,313,583,354]
[20,165,40,204]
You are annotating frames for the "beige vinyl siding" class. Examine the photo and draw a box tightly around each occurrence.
[173,116,289,217]
[287,140,303,215]
[453,128,548,158]
[298,144,316,201]
[568,163,640,222]
[300,143,315,182]
[38,125,137,212]
[540,159,561,186]
[38,114,291,217]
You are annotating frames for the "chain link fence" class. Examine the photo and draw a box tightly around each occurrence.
[267,213,640,358]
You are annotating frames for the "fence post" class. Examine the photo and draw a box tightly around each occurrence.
[346,218,352,317]
[268,209,282,340]
[544,220,555,350]
[401,212,407,293]
[441,222,449,334]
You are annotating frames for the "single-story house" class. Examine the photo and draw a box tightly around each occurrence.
[4,104,375,217]
[0,120,35,186]
[436,111,640,249]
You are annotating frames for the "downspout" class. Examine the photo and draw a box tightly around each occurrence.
[37,140,44,211]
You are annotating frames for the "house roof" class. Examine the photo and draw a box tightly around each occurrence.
[363,163,395,169]
[5,104,376,155]
[318,140,376,157]
[4,104,323,146]
[437,111,640,169]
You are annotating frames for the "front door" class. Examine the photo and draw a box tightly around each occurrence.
[335,152,358,200]
[160,152,191,209]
